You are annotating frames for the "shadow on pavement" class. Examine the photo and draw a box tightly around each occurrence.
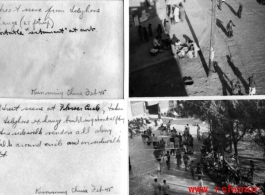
[185,11,209,77]
[130,58,188,97]
[225,2,238,16]
[216,18,227,37]
[226,55,249,93]
[214,61,232,95]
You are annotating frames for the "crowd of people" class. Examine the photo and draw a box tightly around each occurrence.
[129,115,265,195]
[137,1,202,59]
[128,117,153,138]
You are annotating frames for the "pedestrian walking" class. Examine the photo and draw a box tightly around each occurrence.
[176,149,182,168]
[248,75,256,95]
[198,176,206,195]
[190,160,195,179]
[162,180,170,195]
[197,124,201,140]
[143,27,149,42]
[169,136,175,155]
[138,25,144,42]
[170,7,175,25]
[174,6,180,23]
[179,133,182,147]
[166,3,171,17]
[190,134,194,149]
[166,151,171,170]
[219,0,225,10]
[157,24,163,40]
[160,138,166,154]
[152,178,162,195]
[157,156,162,172]
[184,124,190,135]
[237,3,243,18]
[179,3,186,22]
[164,19,171,35]
[183,153,189,171]
[226,20,235,38]
[148,23,153,37]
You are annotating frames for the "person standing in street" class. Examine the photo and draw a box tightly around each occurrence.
[148,23,153,37]
[183,153,189,171]
[190,160,195,179]
[198,176,206,195]
[197,124,201,140]
[157,24,163,40]
[178,133,182,147]
[174,5,180,23]
[164,19,171,35]
[176,149,182,168]
[170,8,174,25]
[162,180,170,195]
[227,20,235,38]
[169,136,175,155]
[152,178,162,195]
[138,25,144,42]
[143,27,149,42]
[237,3,243,18]
[248,75,256,95]
[166,151,171,170]
[179,3,186,22]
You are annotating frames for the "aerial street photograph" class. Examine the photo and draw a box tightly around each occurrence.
[128,100,265,195]
[129,0,265,97]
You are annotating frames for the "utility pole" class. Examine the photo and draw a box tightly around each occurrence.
[209,0,217,76]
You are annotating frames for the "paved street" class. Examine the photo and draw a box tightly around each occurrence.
[129,0,265,96]
[129,118,219,195]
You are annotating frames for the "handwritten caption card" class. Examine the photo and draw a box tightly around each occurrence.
[0,1,123,98]
[0,100,126,194]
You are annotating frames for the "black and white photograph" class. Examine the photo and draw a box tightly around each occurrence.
[129,100,265,194]
[129,0,265,97]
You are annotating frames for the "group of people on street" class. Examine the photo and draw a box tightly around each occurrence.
[152,176,206,195]
[138,23,154,43]
[129,117,152,138]
[171,36,200,59]
[166,2,186,24]
[152,179,170,195]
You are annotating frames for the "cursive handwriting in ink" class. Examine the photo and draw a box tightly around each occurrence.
[60,103,83,111]
[0,151,7,158]
[67,87,83,96]
[72,186,88,193]
[35,187,67,195]
[108,103,123,111]
[85,89,106,96]
[70,5,100,19]
[84,104,100,111]
[91,185,113,193]
[95,125,112,135]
